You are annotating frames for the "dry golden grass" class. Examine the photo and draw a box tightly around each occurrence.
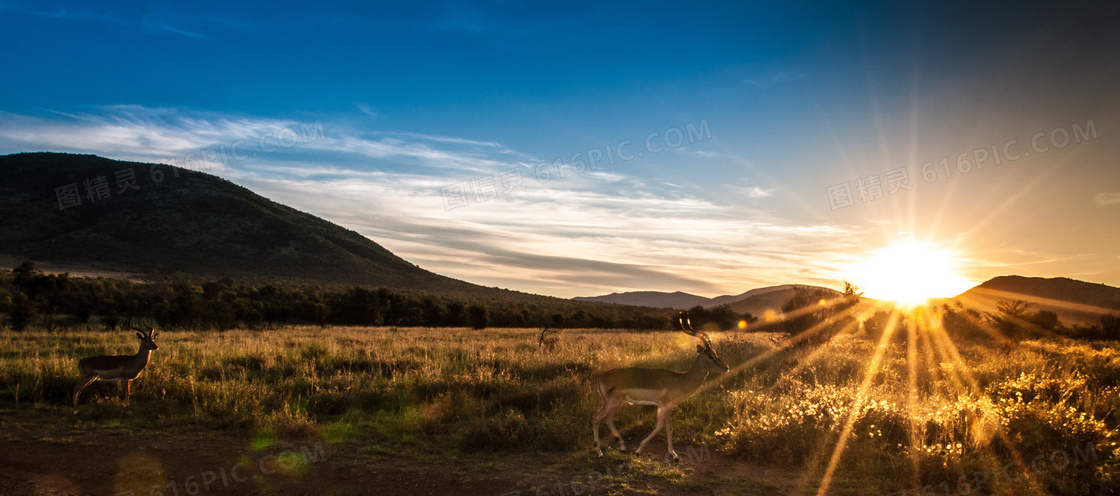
[1,325,1118,494]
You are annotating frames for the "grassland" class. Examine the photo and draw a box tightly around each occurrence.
[1,324,1118,495]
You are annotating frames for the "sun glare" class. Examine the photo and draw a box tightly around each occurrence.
[847,239,973,306]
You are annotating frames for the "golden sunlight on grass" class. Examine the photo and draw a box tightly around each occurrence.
[731,299,1119,496]
[847,239,974,306]
[4,319,1119,494]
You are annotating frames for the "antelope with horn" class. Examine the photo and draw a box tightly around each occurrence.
[72,326,159,413]
[592,318,729,459]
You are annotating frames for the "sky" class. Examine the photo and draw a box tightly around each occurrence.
[1,1,1118,299]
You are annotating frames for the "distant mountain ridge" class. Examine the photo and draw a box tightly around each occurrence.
[727,286,841,318]
[971,276,1120,309]
[574,284,833,316]
[707,285,796,308]
[572,291,710,309]
[0,152,498,294]
[954,275,1120,324]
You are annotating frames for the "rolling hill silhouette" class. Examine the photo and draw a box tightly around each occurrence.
[953,275,1120,325]
[0,152,499,294]
[574,284,837,317]
[571,291,710,309]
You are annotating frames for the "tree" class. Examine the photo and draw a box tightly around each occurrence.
[843,281,863,304]
[1102,314,1120,341]
[987,300,1032,338]
[467,303,490,330]
[7,293,37,331]
[171,283,204,327]
[682,304,751,331]
[781,284,858,346]
[567,309,589,328]
[9,265,72,331]
[333,287,381,325]
[445,302,466,327]
[862,310,908,342]
[421,297,442,328]
[376,288,406,325]
[863,310,890,341]
[1028,310,1061,331]
[941,303,988,341]
[11,261,37,287]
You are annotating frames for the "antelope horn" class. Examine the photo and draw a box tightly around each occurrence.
[699,332,714,349]
[678,317,698,335]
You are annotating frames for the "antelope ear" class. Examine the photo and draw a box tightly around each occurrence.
[136,332,145,340]
[696,344,704,353]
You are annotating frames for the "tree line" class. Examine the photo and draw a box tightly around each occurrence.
[0,262,754,331]
[5,262,1114,343]
[938,299,1120,342]
[737,283,1120,345]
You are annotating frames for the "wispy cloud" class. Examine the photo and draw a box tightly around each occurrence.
[0,107,522,175]
[0,2,248,39]
[0,3,120,24]
[235,170,862,297]
[0,106,859,297]
[0,107,303,168]
[355,103,378,118]
[745,70,805,89]
[140,18,205,38]
[745,186,775,198]
[1095,192,1120,206]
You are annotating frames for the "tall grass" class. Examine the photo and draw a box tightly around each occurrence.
[716,334,1120,494]
[1,326,1117,494]
[0,327,730,453]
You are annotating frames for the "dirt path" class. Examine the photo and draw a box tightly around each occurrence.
[0,423,522,496]
[0,421,803,496]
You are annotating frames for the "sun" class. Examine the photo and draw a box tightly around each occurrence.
[846,239,974,306]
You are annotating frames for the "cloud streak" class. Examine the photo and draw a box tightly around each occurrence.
[0,106,861,298]
[1095,193,1120,206]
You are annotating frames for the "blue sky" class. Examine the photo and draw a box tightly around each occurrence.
[2,1,1118,298]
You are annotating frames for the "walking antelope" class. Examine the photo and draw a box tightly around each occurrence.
[592,319,729,459]
[72,326,159,413]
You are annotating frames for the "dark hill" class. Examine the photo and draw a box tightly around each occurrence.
[727,286,840,317]
[953,275,1120,325]
[573,284,835,315]
[572,291,709,309]
[0,152,489,293]
[706,285,795,308]
[971,276,1120,309]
